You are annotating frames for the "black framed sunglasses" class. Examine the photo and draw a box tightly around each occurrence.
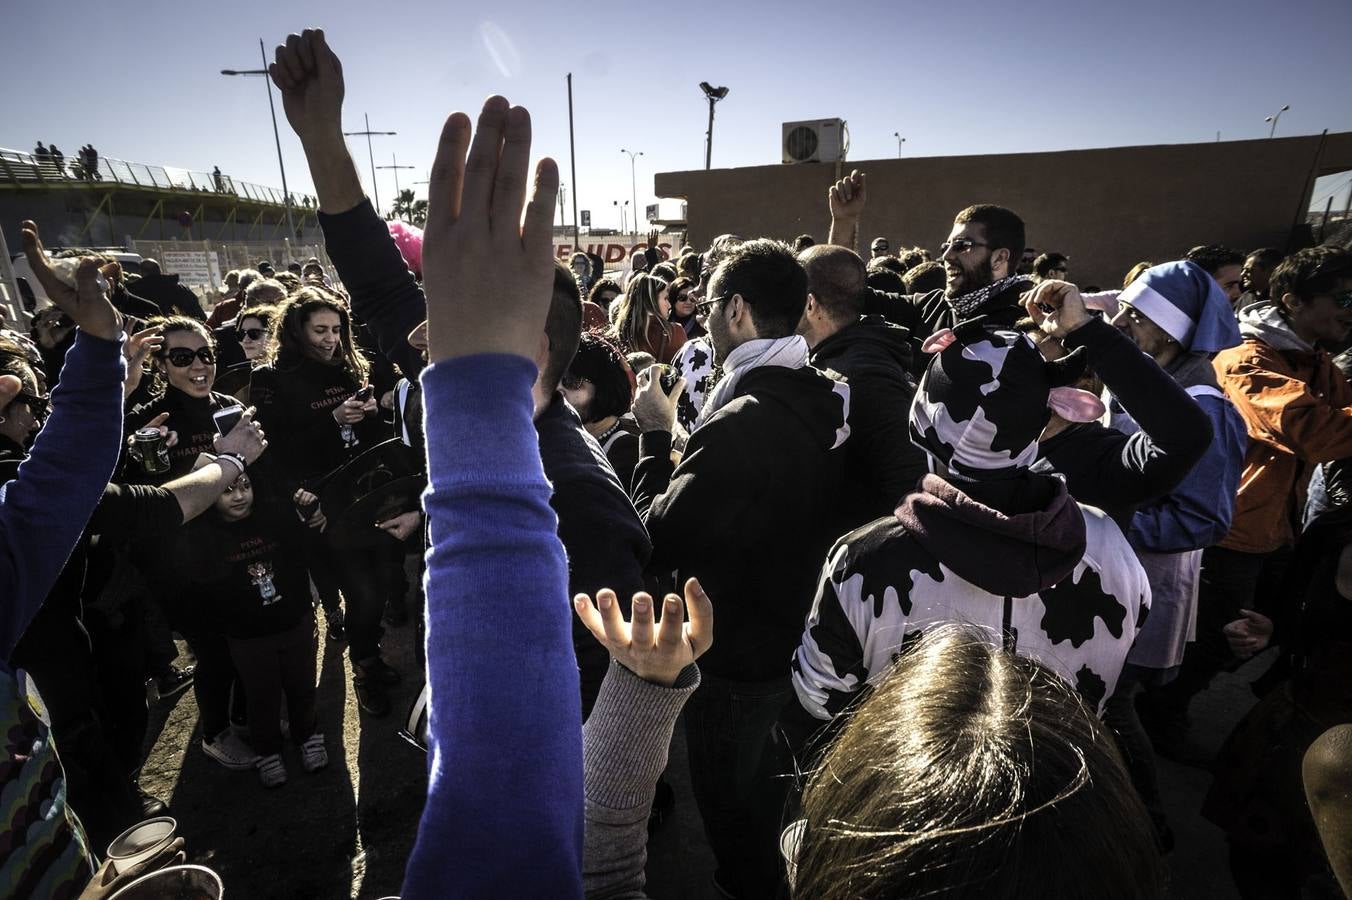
[560,373,590,391]
[241,328,267,341]
[15,392,49,419]
[160,347,216,368]
[695,293,733,317]
[938,238,989,255]
[1331,289,1352,310]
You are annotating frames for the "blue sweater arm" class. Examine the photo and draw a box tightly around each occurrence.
[1129,396,1244,553]
[0,331,125,667]
[402,354,583,900]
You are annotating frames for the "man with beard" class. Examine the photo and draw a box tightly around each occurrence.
[629,238,851,897]
[827,170,1034,378]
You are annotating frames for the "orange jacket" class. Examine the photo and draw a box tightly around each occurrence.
[1214,337,1352,553]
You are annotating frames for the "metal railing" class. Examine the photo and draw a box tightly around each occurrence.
[0,147,314,208]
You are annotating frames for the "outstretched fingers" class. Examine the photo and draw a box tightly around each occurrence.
[425,112,473,231]
[522,158,559,257]
[683,577,713,658]
[492,106,533,234]
[460,96,510,220]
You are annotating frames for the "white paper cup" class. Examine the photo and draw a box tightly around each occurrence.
[106,816,177,876]
[780,819,807,889]
[108,863,222,900]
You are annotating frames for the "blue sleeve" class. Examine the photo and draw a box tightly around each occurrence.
[401,354,583,900]
[0,331,125,668]
[1128,395,1246,553]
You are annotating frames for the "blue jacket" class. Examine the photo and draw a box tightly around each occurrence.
[1125,358,1246,553]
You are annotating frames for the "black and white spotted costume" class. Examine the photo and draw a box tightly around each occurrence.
[790,322,1150,719]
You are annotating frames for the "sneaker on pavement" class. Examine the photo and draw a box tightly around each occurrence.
[300,734,328,773]
[326,607,346,642]
[154,666,196,700]
[256,753,287,788]
[202,727,261,771]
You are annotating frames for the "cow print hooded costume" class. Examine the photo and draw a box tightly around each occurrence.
[791,319,1151,721]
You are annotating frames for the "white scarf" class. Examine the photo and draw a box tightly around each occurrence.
[695,335,809,430]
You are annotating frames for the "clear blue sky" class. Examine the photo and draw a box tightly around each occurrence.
[6,0,1352,231]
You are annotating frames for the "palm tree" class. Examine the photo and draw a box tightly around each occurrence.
[391,189,414,222]
[411,198,429,228]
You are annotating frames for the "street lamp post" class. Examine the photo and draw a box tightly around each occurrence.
[376,153,417,219]
[344,113,396,214]
[894,131,906,158]
[699,82,729,170]
[1265,104,1290,139]
[620,149,643,234]
[220,38,296,238]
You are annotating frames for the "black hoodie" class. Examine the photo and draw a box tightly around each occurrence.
[811,316,927,528]
[789,472,1149,724]
[632,362,851,681]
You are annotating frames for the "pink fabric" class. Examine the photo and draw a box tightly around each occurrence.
[387,221,424,278]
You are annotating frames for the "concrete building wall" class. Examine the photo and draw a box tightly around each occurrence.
[655,132,1352,289]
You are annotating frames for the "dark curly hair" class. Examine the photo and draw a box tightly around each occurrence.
[1270,245,1352,309]
[564,333,635,423]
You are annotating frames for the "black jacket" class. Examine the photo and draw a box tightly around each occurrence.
[127,273,207,321]
[123,387,237,483]
[250,354,381,491]
[811,316,927,528]
[537,395,653,713]
[1032,319,1211,528]
[864,281,1030,378]
[318,199,652,716]
[632,363,851,681]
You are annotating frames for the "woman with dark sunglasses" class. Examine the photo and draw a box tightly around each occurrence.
[124,316,238,484]
[665,276,706,339]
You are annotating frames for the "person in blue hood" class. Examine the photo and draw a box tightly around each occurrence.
[1104,260,1248,841]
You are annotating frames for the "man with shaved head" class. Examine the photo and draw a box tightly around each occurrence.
[798,244,927,527]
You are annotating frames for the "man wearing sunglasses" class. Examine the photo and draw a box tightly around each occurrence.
[827,171,1034,378]
[1156,246,1352,749]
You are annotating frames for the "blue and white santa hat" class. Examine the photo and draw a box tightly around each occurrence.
[1117,260,1241,355]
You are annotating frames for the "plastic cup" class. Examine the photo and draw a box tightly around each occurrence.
[108,864,222,900]
[106,816,177,876]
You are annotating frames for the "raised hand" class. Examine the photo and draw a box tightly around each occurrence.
[293,488,326,530]
[422,96,559,365]
[1024,279,1091,339]
[132,411,179,450]
[828,170,866,222]
[573,577,713,687]
[123,326,163,398]
[269,29,345,143]
[21,220,121,341]
[632,365,685,434]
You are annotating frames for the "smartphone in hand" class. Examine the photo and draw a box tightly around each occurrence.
[213,404,245,437]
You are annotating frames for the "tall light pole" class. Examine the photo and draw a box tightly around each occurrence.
[376,153,417,219]
[893,131,906,158]
[220,38,295,238]
[344,113,396,214]
[1265,104,1290,139]
[699,82,729,170]
[557,182,567,228]
[620,149,643,234]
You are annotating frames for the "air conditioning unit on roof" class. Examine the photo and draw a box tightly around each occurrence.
[782,119,846,164]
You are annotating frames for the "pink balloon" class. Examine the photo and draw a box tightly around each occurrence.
[387,221,424,278]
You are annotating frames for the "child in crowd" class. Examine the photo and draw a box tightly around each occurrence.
[167,458,328,787]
